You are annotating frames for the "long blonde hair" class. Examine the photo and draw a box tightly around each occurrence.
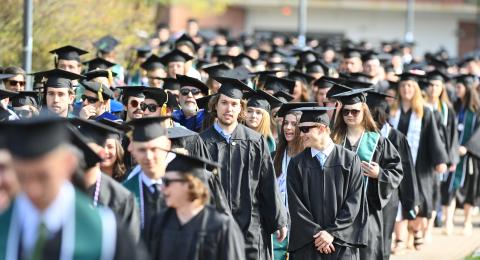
[391,79,425,118]
[332,103,379,144]
[253,109,274,140]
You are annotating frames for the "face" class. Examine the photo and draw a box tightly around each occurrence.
[386,89,397,106]
[342,57,362,73]
[132,136,171,178]
[147,68,166,88]
[126,96,145,121]
[46,87,74,117]
[209,79,221,94]
[168,62,185,78]
[293,81,303,101]
[0,150,18,209]
[13,105,35,119]
[101,139,118,168]
[427,80,444,99]
[298,122,323,148]
[82,89,107,116]
[143,99,162,117]
[399,80,416,101]
[455,83,467,100]
[57,59,82,74]
[4,74,25,92]
[179,86,202,114]
[246,107,264,129]
[187,21,199,36]
[316,87,331,105]
[323,49,335,63]
[364,59,380,77]
[215,94,242,126]
[12,148,76,210]
[162,171,189,208]
[283,113,298,142]
[342,103,364,127]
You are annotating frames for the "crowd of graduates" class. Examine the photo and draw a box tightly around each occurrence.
[0,18,480,260]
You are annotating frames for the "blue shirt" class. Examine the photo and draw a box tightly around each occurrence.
[172,109,205,133]
[213,122,233,143]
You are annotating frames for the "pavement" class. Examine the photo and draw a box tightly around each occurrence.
[391,209,480,260]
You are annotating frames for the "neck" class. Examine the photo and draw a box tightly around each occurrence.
[401,100,412,111]
[218,120,238,134]
[312,136,332,151]
[144,168,165,181]
[175,201,205,225]
[101,165,114,177]
[84,166,101,188]
[347,125,364,137]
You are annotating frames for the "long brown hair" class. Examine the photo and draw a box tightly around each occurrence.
[455,81,480,113]
[427,80,452,110]
[101,139,126,181]
[332,103,379,144]
[208,94,247,123]
[273,111,304,177]
[391,80,425,118]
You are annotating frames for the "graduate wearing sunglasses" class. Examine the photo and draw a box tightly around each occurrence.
[331,87,403,260]
[172,74,209,132]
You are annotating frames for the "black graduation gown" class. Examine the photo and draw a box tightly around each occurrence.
[287,145,369,260]
[344,136,403,260]
[87,173,141,242]
[382,128,418,259]
[148,206,246,260]
[200,124,288,260]
[142,182,166,240]
[395,107,448,218]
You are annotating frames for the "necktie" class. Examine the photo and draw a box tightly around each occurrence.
[31,222,48,260]
[151,183,161,198]
[316,153,326,168]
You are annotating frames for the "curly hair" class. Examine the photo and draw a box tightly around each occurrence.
[185,174,210,205]
[207,94,247,123]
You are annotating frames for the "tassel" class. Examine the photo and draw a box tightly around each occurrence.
[98,83,104,103]
[107,69,114,86]
[161,91,168,116]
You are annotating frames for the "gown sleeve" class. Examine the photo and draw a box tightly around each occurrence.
[425,109,449,166]
[396,132,419,217]
[375,138,404,209]
[218,216,247,260]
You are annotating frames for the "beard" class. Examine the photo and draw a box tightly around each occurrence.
[182,103,197,116]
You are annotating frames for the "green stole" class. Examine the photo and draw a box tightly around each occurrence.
[0,189,116,260]
[454,109,476,189]
[123,172,143,228]
[345,131,381,187]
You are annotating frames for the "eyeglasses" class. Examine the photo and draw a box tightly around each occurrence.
[342,108,361,117]
[13,108,32,118]
[161,177,187,187]
[129,99,141,108]
[7,80,25,87]
[140,102,158,112]
[81,95,99,103]
[298,125,319,133]
[180,88,201,96]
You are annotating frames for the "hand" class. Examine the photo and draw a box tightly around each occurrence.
[449,164,457,172]
[435,163,447,174]
[361,161,380,179]
[313,231,335,254]
[276,226,288,242]
[459,146,467,156]
[79,104,97,119]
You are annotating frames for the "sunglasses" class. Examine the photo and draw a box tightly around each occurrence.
[298,125,319,133]
[161,177,187,187]
[129,99,141,108]
[342,108,361,117]
[7,80,25,86]
[140,102,158,112]
[180,88,201,96]
[13,108,32,118]
[81,95,99,103]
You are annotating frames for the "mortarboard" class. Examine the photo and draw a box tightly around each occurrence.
[32,69,84,89]
[83,57,116,71]
[81,80,114,100]
[0,74,15,80]
[160,78,181,91]
[0,89,18,100]
[344,72,373,83]
[176,74,209,95]
[277,102,318,118]
[294,49,318,64]
[305,60,329,74]
[397,72,425,82]
[136,45,152,58]
[326,80,352,99]
[245,89,282,111]
[223,66,254,81]
[366,91,394,113]
[195,94,214,110]
[267,61,290,71]
[140,54,165,71]
[232,53,255,68]
[49,45,88,62]
[69,118,122,145]
[293,106,335,125]
[426,69,450,82]
[67,124,103,169]
[202,63,231,78]
[331,87,373,105]
[175,33,200,51]
[4,113,69,159]
[159,49,193,65]
[144,88,168,107]
[214,76,252,99]
[288,70,315,84]
[453,74,477,87]
[167,126,197,140]
[126,116,170,142]
[361,50,379,62]
[166,151,221,183]
[264,76,295,94]
[11,91,38,107]
[116,86,147,105]
[84,69,117,81]
[94,35,120,53]
[342,47,364,59]
[273,90,294,103]
[313,76,340,89]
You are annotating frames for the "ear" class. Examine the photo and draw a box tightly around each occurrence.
[68,94,75,105]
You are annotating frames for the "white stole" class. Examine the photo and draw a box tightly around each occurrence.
[390,109,422,165]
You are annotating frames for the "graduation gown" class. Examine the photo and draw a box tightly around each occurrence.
[391,107,448,218]
[88,173,141,242]
[343,135,403,260]
[148,206,246,260]
[200,124,288,260]
[287,145,369,260]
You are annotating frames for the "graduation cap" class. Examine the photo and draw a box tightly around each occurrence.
[214,76,252,99]
[167,126,197,140]
[159,49,193,65]
[331,87,373,105]
[143,88,168,107]
[366,91,394,113]
[326,80,352,99]
[161,77,181,91]
[313,76,340,89]
[83,57,116,71]
[293,106,335,125]
[176,74,209,95]
[94,35,120,53]
[216,54,233,65]
[195,94,214,110]
[387,80,399,90]
[223,66,254,81]
[116,86,147,105]
[361,50,379,62]
[126,116,170,142]
[294,49,318,64]
[84,69,117,81]
[202,63,231,78]
[273,90,294,103]
[305,60,329,74]
[342,47,364,59]
[245,89,282,111]
[81,80,114,101]
[140,54,165,71]
[4,113,69,159]
[0,74,15,80]
[345,72,373,83]
[69,118,122,145]
[249,69,287,77]
[96,118,129,133]
[67,124,103,169]
[175,33,200,51]
[428,57,449,72]
[32,68,84,89]
[0,89,18,100]
[288,70,315,84]
[426,69,450,82]
[277,102,318,118]
[454,74,477,87]
[264,76,295,94]
[267,61,290,71]
[166,151,221,183]
[136,45,152,58]
[232,53,255,68]
[49,45,88,62]
[11,91,38,108]
[397,72,425,82]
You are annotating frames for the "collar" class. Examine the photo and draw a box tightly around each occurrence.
[213,122,235,142]
[310,139,335,159]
